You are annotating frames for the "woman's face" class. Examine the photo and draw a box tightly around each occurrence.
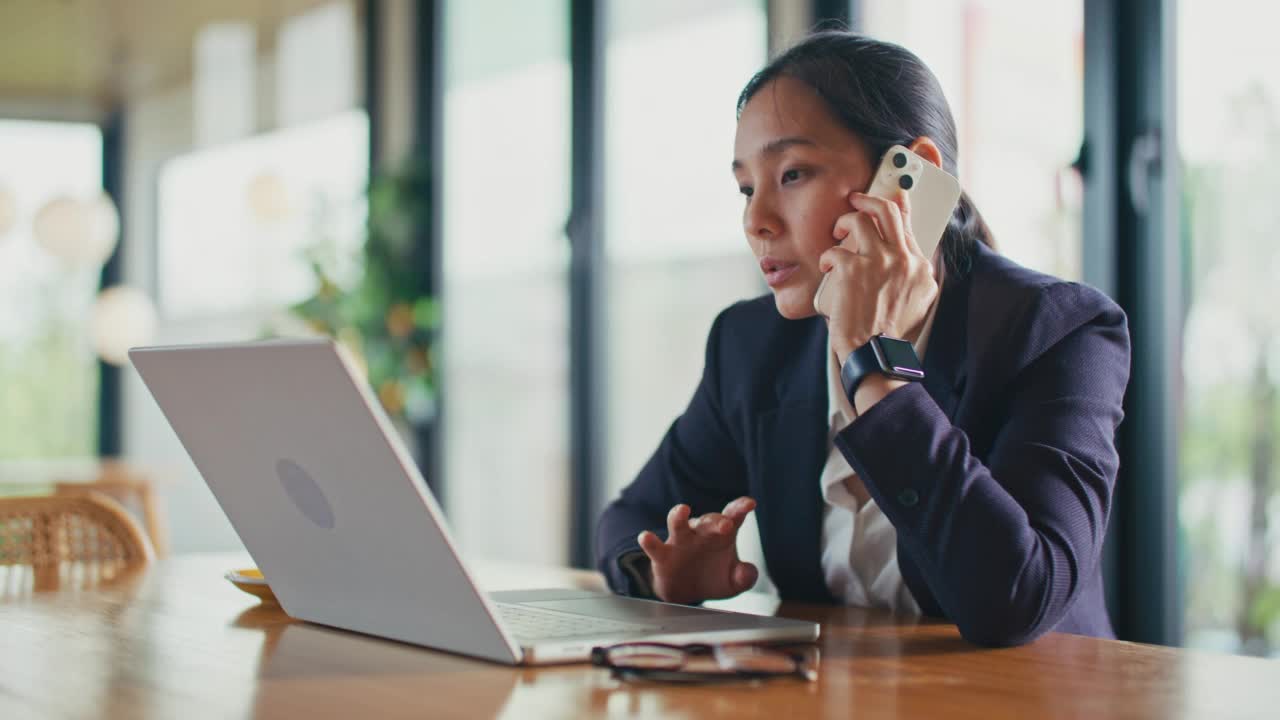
[733,75,875,320]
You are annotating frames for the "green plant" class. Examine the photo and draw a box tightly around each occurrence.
[290,161,438,425]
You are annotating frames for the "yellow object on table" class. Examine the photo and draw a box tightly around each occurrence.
[225,567,279,605]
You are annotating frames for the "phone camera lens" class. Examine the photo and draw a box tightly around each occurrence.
[898,174,914,190]
[893,152,908,168]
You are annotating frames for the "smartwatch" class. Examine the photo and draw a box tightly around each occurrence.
[840,334,925,399]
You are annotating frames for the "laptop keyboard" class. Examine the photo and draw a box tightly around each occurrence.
[494,602,659,640]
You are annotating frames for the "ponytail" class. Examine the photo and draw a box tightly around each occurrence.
[940,190,995,278]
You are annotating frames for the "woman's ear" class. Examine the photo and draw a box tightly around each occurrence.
[908,136,944,169]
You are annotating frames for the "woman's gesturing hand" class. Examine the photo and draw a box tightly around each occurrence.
[813,189,939,364]
[636,496,758,604]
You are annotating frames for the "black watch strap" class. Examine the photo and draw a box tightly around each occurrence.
[840,335,925,400]
[840,341,883,399]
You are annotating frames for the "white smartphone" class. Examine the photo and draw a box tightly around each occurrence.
[813,144,961,315]
[865,144,962,261]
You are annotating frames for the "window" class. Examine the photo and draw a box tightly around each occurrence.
[600,0,769,584]
[860,0,1085,280]
[602,0,767,500]
[0,120,103,459]
[441,0,572,565]
[121,1,367,553]
[156,110,369,321]
[1177,0,1280,656]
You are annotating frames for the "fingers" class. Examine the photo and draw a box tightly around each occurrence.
[812,273,831,316]
[817,245,858,275]
[848,191,910,255]
[637,530,669,563]
[691,512,734,536]
[722,496,756,528]
[666,503,693,543]
[831,209,880,251]
[647,499,754,562]
[895,188,913,246]
[731,561,759,593]
[691,497,757,539]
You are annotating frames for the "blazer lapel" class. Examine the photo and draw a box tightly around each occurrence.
[752,318,836,603]
[921,266,971,420]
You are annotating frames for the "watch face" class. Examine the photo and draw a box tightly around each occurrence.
[874,336,924,378]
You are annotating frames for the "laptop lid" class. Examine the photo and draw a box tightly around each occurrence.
[130,338,522,664]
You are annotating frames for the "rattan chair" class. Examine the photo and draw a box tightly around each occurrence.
[0,492,155,575]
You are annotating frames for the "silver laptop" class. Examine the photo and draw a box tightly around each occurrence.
[129,338,818,665]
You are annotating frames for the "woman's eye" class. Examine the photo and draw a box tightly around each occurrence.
[781,168,804,184]
[738,186,754,198]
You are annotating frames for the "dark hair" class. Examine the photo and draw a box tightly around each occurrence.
[737,31,994,277]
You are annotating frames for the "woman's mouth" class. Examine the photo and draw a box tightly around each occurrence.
[760,257,800,287]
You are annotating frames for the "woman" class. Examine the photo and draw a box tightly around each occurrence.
[594,31,1129,647]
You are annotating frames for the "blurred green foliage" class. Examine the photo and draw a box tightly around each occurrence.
[0,328,97,459]
[290,162,439,425]
[1179,83,1280,654]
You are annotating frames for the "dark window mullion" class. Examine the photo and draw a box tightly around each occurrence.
[1089,0,1182,646]
[98,112,124,458]
[569,0,606,569]
[411,0,445,496]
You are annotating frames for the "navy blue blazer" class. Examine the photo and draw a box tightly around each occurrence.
[595,243,1130,647]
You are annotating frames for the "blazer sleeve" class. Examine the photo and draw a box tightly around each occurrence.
[594,307,749,596]
[836,286,1129,647]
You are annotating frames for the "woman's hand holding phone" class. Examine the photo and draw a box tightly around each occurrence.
[636,497,759,604]
[814,188,939,366]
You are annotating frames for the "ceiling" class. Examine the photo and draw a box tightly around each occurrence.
[0,0,351,119]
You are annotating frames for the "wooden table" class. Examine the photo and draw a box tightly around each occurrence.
[1,554,1277,719]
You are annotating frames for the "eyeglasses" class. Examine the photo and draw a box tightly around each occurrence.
[590,642,818,684]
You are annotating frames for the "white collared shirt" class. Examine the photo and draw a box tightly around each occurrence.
[818,288,941,613]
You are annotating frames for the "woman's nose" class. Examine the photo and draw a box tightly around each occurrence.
[744,191,781,240]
